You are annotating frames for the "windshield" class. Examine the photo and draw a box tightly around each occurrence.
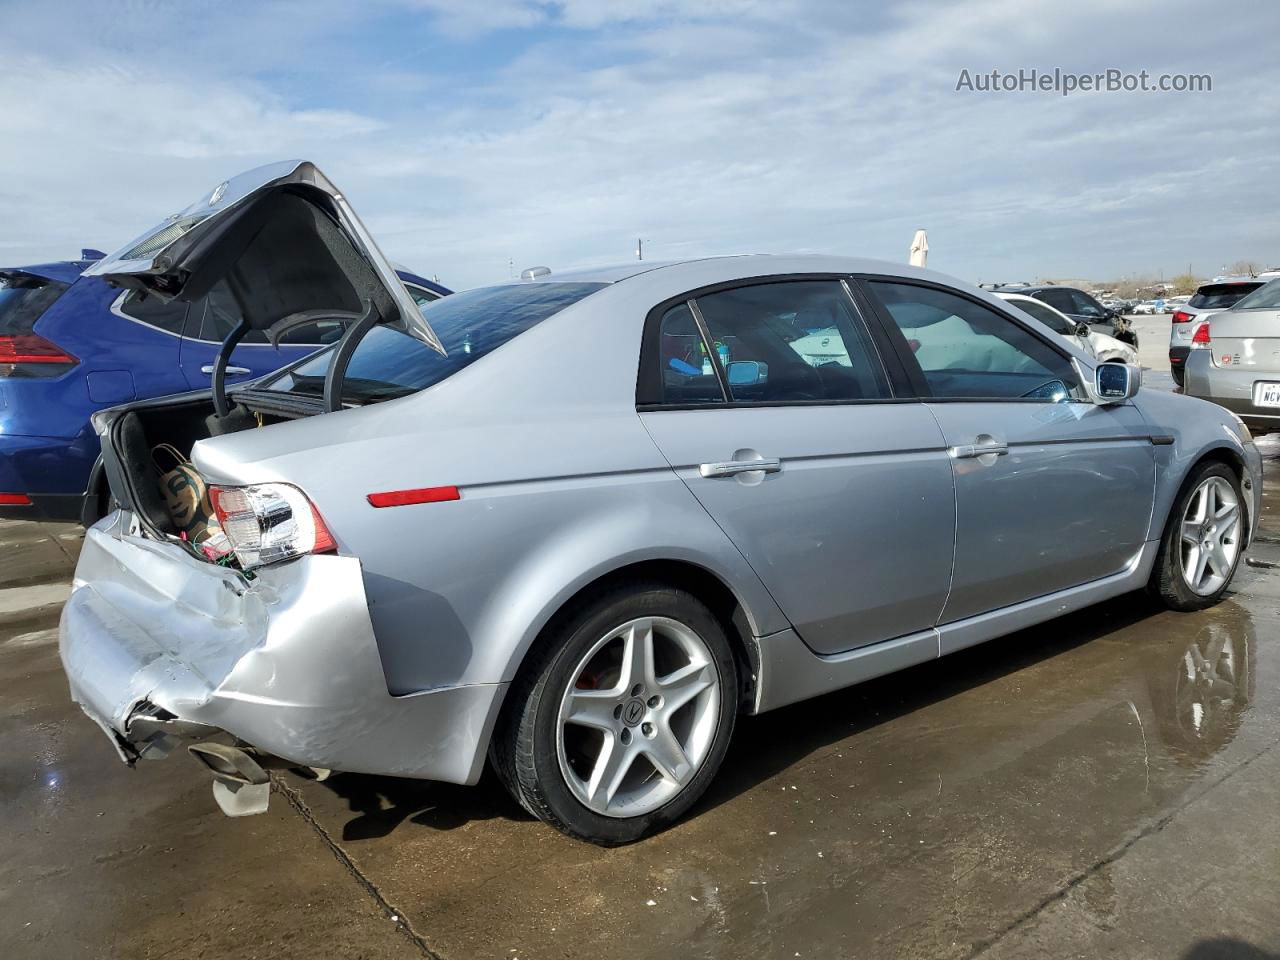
[1231,279,1280,311]
[266,281,607,401]
[1189,283,1262,309]
[0,273,69,335]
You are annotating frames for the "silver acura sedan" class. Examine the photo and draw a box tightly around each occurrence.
[61,162,1262,845]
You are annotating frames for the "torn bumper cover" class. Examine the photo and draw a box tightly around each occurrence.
[59,517,506,792]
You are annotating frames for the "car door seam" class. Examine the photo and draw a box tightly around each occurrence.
[920,402,957,646]
[633,410,797,638]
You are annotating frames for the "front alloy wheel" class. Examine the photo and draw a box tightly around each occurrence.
[1179,475,1241,595]
[1151,462,1245,611]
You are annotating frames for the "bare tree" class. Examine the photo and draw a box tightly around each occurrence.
[1229,259,1263,277]
[1111,277,1156,299]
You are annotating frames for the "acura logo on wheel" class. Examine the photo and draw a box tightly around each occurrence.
[622,699,646,727]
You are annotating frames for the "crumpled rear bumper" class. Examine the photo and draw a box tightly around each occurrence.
[59,515,505,784]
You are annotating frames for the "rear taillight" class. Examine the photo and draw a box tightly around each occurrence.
[1171,310,1193,324]
[209,482,335,569]
[0,334,78,376]
[1191,323,1211,347]
[0,493,32,506]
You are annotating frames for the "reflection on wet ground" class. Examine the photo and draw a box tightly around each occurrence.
[3,440,1279,959]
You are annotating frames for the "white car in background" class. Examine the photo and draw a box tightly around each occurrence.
[996,293,1140,364]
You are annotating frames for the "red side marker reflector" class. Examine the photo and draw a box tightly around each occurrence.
[367,486,460,508]
[0,493,32,506]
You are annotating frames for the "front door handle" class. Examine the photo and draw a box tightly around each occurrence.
[948,438,1008,460]
[201,364,252,376]
[699,457,781,478]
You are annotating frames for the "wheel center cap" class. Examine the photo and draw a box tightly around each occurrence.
[621,698,646,727]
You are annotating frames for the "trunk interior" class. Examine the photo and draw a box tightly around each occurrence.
[109,396,301,538]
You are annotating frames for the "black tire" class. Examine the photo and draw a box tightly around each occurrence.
[1171,366,1185,388]
[1149,462,1245,611]
[491,580,738,845]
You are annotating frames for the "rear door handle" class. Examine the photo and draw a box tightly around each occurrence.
[201,364,252,376]
[948,439,1008,460]
[699,457,781,478]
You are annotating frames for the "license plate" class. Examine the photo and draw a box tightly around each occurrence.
[1255,382,1280,408]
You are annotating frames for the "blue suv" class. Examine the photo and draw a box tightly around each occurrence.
[0,253,448,524]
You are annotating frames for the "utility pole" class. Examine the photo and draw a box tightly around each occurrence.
[636,238,643,261]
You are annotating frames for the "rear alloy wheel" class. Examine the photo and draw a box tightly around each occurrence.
[557,616,720,818]
[1151,463,1245,610]
[493,583,737,845]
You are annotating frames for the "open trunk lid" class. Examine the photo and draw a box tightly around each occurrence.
[84,160,443,354]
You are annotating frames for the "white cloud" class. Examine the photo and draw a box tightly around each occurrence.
[2,0,1278,286]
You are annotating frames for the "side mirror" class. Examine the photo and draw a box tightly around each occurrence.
[1094,362,1142,404]
[726,360,767,386]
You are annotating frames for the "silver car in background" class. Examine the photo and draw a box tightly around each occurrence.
[60,162,1263,845]
[1168,278,1267,386]
[1185,277,1280,433]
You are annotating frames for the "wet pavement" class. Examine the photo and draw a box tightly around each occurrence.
[4,378,1280,958]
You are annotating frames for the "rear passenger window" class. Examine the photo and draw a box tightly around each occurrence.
[1068,290,1105,318]
[871,281,1080,402]
[1035,289,1075,314]
[658,302,725,403]
[686,281,890,404]
[118,291,188,336]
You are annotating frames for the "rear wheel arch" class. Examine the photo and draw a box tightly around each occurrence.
[502,559,760,719]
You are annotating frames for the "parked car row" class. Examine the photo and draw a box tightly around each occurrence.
[52,160,1262,845]
[991,283,1138,348]
[996,292,1138,365]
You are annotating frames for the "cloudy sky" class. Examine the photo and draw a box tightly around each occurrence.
[1,0,1277,290]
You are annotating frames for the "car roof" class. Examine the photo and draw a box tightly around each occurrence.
[393,269,451,296]
[1199,277,1264,289]
[530,257,750,284]
[993,283,1084,295]
[518,253,965,290]
[0,259,97,285]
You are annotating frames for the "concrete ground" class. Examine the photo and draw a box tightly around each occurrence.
[5,316,1280,960]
